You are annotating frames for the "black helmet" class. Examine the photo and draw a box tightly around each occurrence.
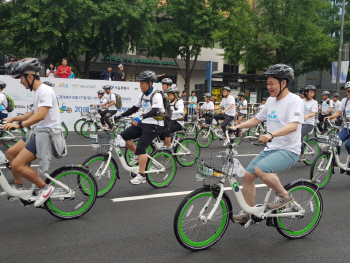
[295,92,301,97]
[262,97,267,101]
[223,86,231,91]
[0,81,6,89]
[238,92,244,97]
[305,85,316,91]
[161,78,172,85]
[97,89,105,95]
[263,64,294,83]
[12,58,41,79]
[165,87,180,95]
[203,93,211,98]
[103,85,112,90]
[43,81,54,87]
[332,93,339,98]
[322,91,330,96]
[138,70,157,82]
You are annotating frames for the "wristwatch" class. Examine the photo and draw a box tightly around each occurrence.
[18,121,23,129]
[267,132,274,139]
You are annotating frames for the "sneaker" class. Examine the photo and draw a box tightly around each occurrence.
[129,156,139,166]
[130,174,146,185]
[232,210,250,225]
[34,185,55,207]
[298,155,305,162]
[267,193,294,210]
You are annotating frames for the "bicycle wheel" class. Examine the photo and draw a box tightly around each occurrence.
[82,154,119,197]
[125,140,154,166]
[146,150,177,188]
[44,166,97,219]
[213,129,223,140]
[174,132,186,141]
[196,128,213,148]
[303,139,321,166]
[274,181,323,239]
[81,121,98,138]
[61,122,68,139]
[310,153,332,189]
[185,123,197,138]
[174,187,231,250]
[74,118,86,135]
[2,128,25,148]
[175,138,200,167]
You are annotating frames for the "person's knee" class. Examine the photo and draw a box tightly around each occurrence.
[11,158,26,174]
[243,171,256,184]
[254,166,265,178]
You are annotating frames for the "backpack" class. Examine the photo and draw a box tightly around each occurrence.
[3,93,14,112]
[141,90,168,120]
[112,93,122,109]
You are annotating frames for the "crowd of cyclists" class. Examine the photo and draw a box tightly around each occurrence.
[2,58,350,249]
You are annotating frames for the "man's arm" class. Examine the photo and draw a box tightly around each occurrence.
[5,110,34,123]
[3,108,49,130]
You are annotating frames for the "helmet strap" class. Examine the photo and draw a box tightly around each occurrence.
[24,74,36,92]
[276,79,287,98]
[144,84,153,96]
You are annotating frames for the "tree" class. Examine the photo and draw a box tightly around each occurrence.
[147,0,237,99]
[0,0,158,78]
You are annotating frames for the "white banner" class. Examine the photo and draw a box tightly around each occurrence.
[0,76,161,130]
[332,61,349,84]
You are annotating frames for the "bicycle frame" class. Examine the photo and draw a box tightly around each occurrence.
[317,146,350,171]
[151,136,192,156]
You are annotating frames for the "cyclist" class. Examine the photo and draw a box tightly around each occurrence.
[214,86,235,138]
[90,90,109,128]
[161,78,172,92]
[236,92,247,124]
[196,93,214,124]
[2,58,65,207]
[100,85,118,132]
[159,87,185,150]
[116,70,165,185]
[299,85,318,161]
[325,81,350,155]
[258,98,266,112]
[229,64,303,224]
[332,93,341,112]
[0,81,9,120]
[318,91,334,133]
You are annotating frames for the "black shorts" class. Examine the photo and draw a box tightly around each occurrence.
[21,136,37,155]
[120,123,163,155]
[159,120,183,140]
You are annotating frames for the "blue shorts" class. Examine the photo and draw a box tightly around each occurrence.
[21,136,37,155]
[246,150,299,174]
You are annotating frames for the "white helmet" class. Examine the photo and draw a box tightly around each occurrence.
[345,81,350,89]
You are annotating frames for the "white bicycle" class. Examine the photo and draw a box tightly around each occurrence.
[174,133,323,250]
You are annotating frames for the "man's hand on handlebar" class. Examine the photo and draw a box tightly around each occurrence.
[2,122,20,131]
[4,117,14,123]
[259,133,272,143]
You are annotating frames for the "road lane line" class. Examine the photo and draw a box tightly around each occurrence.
[111,184,267,202]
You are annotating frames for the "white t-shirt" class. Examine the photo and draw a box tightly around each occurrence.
[105,93,117,111]
[0,93,8,113]
[98,97,108,111]
[220,95,235,116]
[238,99,248,114]
[34,84,61,129]
[256,93,304,155]
[46,69,55,78]
[321,99,334,114]
[333,100,341,112]
[258,104,265,112]
[338,97,350,118]
[201,101,214,112]
[169,99,185,126]
[303,99,318,126]
[135,90,165,126]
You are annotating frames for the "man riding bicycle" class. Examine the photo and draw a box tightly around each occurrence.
[161,78,173,92]
[230,64,304,224]
[116,70,165,185]
[1,58,65,207]
[159,87,185,151]
[196,93,214,124]
[90,89,109,129]
[318,91,334,133]
[236,92,247,124]
[100,85,118,132]
[214,86,235,138]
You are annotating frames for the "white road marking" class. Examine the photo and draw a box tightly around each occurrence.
[67,145,91,147]
[111,184,267,203]
[237,154,258,157]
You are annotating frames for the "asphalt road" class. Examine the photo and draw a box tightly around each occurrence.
[1,133,350,263]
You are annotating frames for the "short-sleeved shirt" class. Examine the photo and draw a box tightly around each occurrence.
[114,70,124,81]
[256,93,304,155]
[220,95,235,116]
[135,90,165,126]
[201,101,214,112]
[0,93,8,113]
[238,99,248,114]
[46,69,55,78]
[303,99,318,126]
[258,104,265,113]
[333,100,341,112]
[105,93,117,111]
[98,97,108,111]
[34,84,61,129]
[338,97,350,118]
[169,99,185,126]
[321,99,334,114]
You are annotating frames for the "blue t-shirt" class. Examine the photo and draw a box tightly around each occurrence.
[68,71,75,79]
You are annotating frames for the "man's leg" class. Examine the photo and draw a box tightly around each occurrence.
[214,113,224,130]
[221,114,234,134]
[6,140,26,184]
[99,110,108,126]
[242,171,257,207]
[125,140,137,153]
[254,167,288,196]
[317,114,324,132]
[121,125,142,154]
[105,110,118,129]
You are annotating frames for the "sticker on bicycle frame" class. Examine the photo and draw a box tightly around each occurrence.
[232,182,239,192]
[117,150,122,157]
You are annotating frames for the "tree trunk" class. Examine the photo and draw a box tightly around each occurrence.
[184,52,191,101]
[83,50,92,79]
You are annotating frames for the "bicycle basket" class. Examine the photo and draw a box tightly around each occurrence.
[81,111,94,118]
[90,133,113,154]
[316,133,341,148]
[204,114,213,125]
